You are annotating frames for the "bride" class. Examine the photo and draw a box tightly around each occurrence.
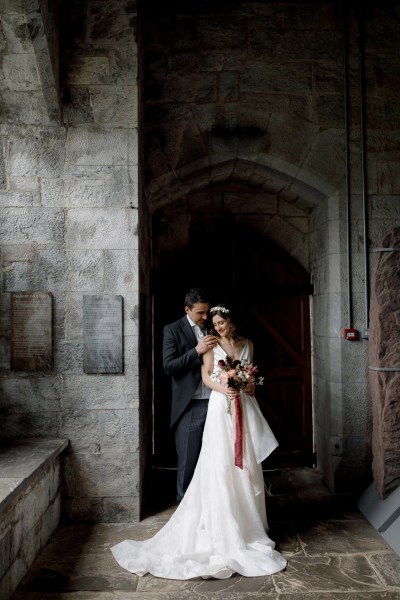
[111,304,287,579]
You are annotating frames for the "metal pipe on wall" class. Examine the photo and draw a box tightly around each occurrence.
[342,4,353,328]
[358,6,370,337]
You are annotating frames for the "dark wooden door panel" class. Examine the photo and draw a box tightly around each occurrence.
[152,222,313,470]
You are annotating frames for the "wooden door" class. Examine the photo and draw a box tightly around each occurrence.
[152,221,313,476]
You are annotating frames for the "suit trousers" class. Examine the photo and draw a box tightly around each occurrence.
[174,398,208,502]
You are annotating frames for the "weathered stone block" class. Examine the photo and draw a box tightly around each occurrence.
[241,60,312,93]
[60,410,99,452]
[313,94,344,127]
[377,161,400,194]
[1,90,54,126]
[2,54,40,92]
[219,71,239,103]
[41,496,60,548]
[8,130,66,177]
[44,166,136,208]
[62,375,130,410]
[3,260,37,292]
[372,195,400,220]
[62,451,139,497]
[64,55,111,87]
[18,476,49,536]
[0,0,40,17]
[65,208,135,250]
[103,496,140,522]
[110,39,138,86]
[65,125,130,167]
[224,192,277,214]
[54,340,83,374]
[64,292,84,341]
[1,13,32,53]
[89,85,137,126]
[0,208,64,244]
[104,250,138,295]
[48,461,60,502]
[0,525,12,575]
[69,251,106,291]
[62,87,94,125]
[61,176,119,208]
[0,377,61,413]
[302,129,345,191]
[0,191,35,207]
[98,409,139,452]
[87,1,135,45]
[0,413,61,439]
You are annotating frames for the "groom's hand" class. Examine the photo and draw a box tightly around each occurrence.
[196,335,218,355]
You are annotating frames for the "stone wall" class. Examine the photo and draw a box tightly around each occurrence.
[0,0,140,522]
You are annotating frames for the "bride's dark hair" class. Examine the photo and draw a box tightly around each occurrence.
[209,304,238,339]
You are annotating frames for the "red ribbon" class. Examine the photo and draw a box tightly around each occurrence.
[234,393,243,469]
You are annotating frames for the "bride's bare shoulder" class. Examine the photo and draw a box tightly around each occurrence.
[236,336,248,350]
[243,338,254,352]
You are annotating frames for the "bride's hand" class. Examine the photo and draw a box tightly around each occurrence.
[226,387,238,400]
[244,383,255,396]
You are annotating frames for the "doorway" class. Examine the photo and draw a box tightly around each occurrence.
[151,216,313,496]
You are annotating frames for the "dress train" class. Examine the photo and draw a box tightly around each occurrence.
[111,343,287,579]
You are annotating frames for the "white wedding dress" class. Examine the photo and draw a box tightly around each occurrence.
[111,343,287,579]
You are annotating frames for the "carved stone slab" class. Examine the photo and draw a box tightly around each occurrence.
[11,292,53,372]
[83,295,123,374]
[369,228,400,499]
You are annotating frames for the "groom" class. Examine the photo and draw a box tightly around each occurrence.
[163,287,218,502]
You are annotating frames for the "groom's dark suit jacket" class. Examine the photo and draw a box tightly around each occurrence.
[163,316,204,428]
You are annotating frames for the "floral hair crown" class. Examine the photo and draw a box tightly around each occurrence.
[210,306,229,314]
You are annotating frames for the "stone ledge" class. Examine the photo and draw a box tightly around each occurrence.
[0,438,69,514]
[0,438,69,600]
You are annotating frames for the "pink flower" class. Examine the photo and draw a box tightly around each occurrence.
[211,356,264,414]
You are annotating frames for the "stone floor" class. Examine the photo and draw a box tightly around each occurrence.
[10,469,400,600]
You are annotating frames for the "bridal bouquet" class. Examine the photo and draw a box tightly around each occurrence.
[212,356,264,415]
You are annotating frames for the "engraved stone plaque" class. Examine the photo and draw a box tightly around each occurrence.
[11,292,53,371]
[83,295,123,374]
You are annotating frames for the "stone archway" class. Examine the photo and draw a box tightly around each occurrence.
[145,176,338,509]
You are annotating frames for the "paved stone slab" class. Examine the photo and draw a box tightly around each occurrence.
[368,551,400,588]
[273,555,389,593]
[292,518,389,555]
[39,523,164,557]
[18,553,138,593]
